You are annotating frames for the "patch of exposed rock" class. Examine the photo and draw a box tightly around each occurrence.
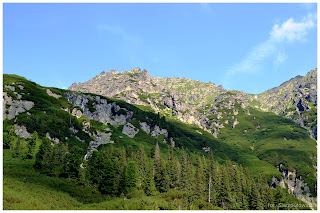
[139,121,151,134]
[72,108,83,118]
[84,132,114,160]
[122,123,139,138]
[271,164,317,208]
[3,92,34,120]
[46,89,62,99]
[151,125,168,138]
[14,124,32,138]
[65,92,133,126]
[232,118,239,128]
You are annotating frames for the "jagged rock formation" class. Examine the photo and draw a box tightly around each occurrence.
[122,122,139,138]
[69,68,317,140]
[65,92,133,126]
[272,164,317,208]
[257,69,317,139]
[3,92,34,120]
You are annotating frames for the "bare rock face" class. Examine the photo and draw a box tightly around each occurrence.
[14,124,32,138]
[84,132,114,160]
[151,125,168,138]
[139,121,151,134]
[5,85,15,91]
[68,67,317,140]
[271,164,317,208]
[232,118,239,128]
[122,122,139,138]
[258,69,317,140]
[65,92,133,126]
[3,92,34,120]
[72,108,83,118]
[46,89,62,99]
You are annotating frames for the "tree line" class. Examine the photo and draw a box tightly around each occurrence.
[4,124,307,210]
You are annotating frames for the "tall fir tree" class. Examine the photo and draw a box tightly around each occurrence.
[219,164,232,209]
[62,146,84,179]
[194,155,205,196]
[258,174,268,209]
[239,165,249,210]
[180,148,193,192]
[142,158,156,196]
[120,161,139,195]
[249,180,264,210]
[154,142,169,193]
[167,145,180,189]
[99,158,118,195]
[26,131,38,159]
[34,138,53,174]
[134,145,147,187]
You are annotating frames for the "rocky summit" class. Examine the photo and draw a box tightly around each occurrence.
[69,68,317,140]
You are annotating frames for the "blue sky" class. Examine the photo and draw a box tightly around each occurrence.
[3,3,317,94]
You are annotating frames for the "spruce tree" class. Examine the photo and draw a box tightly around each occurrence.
[180,148,193,192]
[26,131,38,159]
[99,159,118,195]
[228,161,243,209]
[62,146,84,179]
[239,165,249,209]
[249,181,264,210]
[219,164,232,210]
[34,138,53,174]
[135,145,147,187]
[167,146,180,189]
[153,142,169,192]
[194,155,205,196]
[120,161,139,195]
[142,158,156,196]
[258,174,268,209]
[211,160,221,207]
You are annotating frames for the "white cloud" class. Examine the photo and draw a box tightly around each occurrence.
[270,16,315,42]
[226,13,316,76]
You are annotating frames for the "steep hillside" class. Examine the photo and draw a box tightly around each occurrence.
[68,68,317,204]
[257,69,317,139]
[3,73,317,209]
[69,68,317,141]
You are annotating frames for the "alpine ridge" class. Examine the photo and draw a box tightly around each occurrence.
[69,68,317,140]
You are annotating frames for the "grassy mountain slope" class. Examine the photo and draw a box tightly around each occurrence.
[3,73,317,208]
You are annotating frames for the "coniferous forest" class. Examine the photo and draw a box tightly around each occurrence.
[4,126,310,210]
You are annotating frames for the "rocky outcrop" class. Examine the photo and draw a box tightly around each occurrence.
[139,121,151,134]
[122,123,139,138]
[14,124,32,138]
[272,164,317,208]
[3,92,34,120]
[46,89,62,99]
[151,125,168,138]
[232,118,239,128]
[65,92,133,126]
[46,132,60,144]
[68,68,317,141]
[84,131,114,160]
[258,69,317,140]
[72,108,83,118]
